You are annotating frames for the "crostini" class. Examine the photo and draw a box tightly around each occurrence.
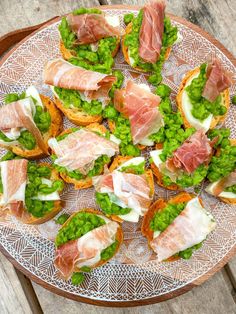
[142,192,216,261]
[93,156,154,223]
[44,58,123,126]
[0,86,62,159]
[105,81,175,156]
[206,138,236,204]
[54,209,123,282]
[176,58,232,132]
[59,7,121,74]
[122,0,178,85]
[48,123,120,189]
[150,129,216,190]
[0,154,64,224]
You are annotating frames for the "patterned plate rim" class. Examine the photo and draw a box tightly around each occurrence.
[0,5,236,307]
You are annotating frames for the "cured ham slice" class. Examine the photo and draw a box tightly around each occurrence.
[54,221,119,279]
[207,171,236,196]
[139,0,166,63]
[114,81,163,144]
[67,13,120,45]
[0,99,48,153]
[202,58,233,102]
[166,130,213,174]
[44,59,116,96]
[93,170,152,215]
[150,197,216,261]
[48,129,119,175]
[0,159,28,217]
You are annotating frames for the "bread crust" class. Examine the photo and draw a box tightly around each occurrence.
[98,155,154,223]
[0,162,63,224]
[0,95,63,159]
[57,208,123,275]
[122,22,171,72]
[176,67,230,130]
[52,123,109,189]
[54,95,103,127]
[141,192,194,262]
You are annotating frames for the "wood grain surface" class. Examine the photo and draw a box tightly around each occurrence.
[0,0,236,312]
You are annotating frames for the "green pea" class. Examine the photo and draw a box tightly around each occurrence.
[156,84,171,98]
[71,272,85,286]
[232,95,236,105]
[124,13,134,25]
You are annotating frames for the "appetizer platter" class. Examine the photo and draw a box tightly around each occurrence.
[0,2,236,306]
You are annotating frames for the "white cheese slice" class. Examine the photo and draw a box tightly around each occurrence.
[182,73,213,132]
[110,134,121,145]
[1,128,21,140]
[128,49,135,66]
[205,180,236,199]
[150,149,163,168]
[105,15,120,28]
[153,230,161,239]
[25,85,44,108]
[117,156,145,171]
[139,138,154,146]
[32,178,60,201]
[118,208,140,222]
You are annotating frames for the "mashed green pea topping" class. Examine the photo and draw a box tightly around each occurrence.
[1,92,51,150]
[150,201,202,259]
[225,185,236,193]
[124,10,177,85]
[103,106,141,156]
[55,212,106,247]
[95,192,132,216]
[59,9,118,74]
[207,143,236,182]
[119,161,145,174]
[185,63,227,121]
[25,162,63,218]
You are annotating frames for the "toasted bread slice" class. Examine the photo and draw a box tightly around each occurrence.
[210,139,236,205]
[57,208,123,275]
[60,36,120,61]
[53,96,102,126]
[98,155,154,223]
[0,163,63,224]
[0,95,63,159]
[141,192,194,261]
[176,67,230,130]
[51,123,110,189]
[122,22,171,72]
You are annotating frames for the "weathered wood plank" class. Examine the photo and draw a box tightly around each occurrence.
[226,256,236,290]
[32,270,236,313]
[0,253,32,314]
[0,0,100,37]
[106,0,236,55]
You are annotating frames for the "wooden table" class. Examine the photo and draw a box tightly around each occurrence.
[0,1,236,313]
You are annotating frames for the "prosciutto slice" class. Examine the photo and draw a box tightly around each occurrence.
[93,170,152,215]
[67,13,120,45]
[44,58,116,91]
[166,130,213,174]
[150,197,216,261]
[202,58,233,102]
[0,159,28,217]
[139,0,166,64]
[114,81,163,144]
[54,221,119,279]
[0,99,48,153]
[48,129,119,175]
[207,171,236,196]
